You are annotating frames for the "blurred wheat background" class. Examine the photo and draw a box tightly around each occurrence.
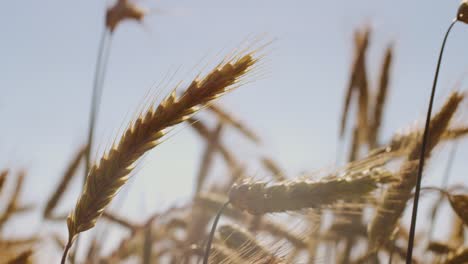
[2,0,468,262]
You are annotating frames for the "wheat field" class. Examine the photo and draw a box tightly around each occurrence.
[3,1,468,263]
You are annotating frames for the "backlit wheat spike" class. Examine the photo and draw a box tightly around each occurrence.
[368,92,463,251]
[229,167,389,215]
[65,51,259,255]
[44,145,86,219]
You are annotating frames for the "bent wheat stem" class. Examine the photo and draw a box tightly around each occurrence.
[406,19,457,263]
[203,201,230,264]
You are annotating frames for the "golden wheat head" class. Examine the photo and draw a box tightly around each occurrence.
[66,51,259,241]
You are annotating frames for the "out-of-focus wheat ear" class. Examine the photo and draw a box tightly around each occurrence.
[44,145,86,219]
[0,170,26,231]
[229,168,384,215]
[208,104,261,144]
[369,44,393,149]
[368,92,463,252]
[339,28,370,138]
[106,0,148,32]
[6,249,33,264]
[191,119,224,194]
[260,157,286,182]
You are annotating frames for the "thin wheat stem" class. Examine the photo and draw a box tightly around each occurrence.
[60,237,73,264]
[203,201,229,264]
[84,27,112,185]
[406,19,457,263]
[75,27,112,264]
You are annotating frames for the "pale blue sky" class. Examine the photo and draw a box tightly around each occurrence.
[1,0,468,259]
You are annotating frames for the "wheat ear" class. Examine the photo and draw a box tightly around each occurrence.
[63,51,259,263]
[229,167,390,215]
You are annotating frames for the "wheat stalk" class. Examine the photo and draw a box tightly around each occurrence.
[63,50,259,263]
